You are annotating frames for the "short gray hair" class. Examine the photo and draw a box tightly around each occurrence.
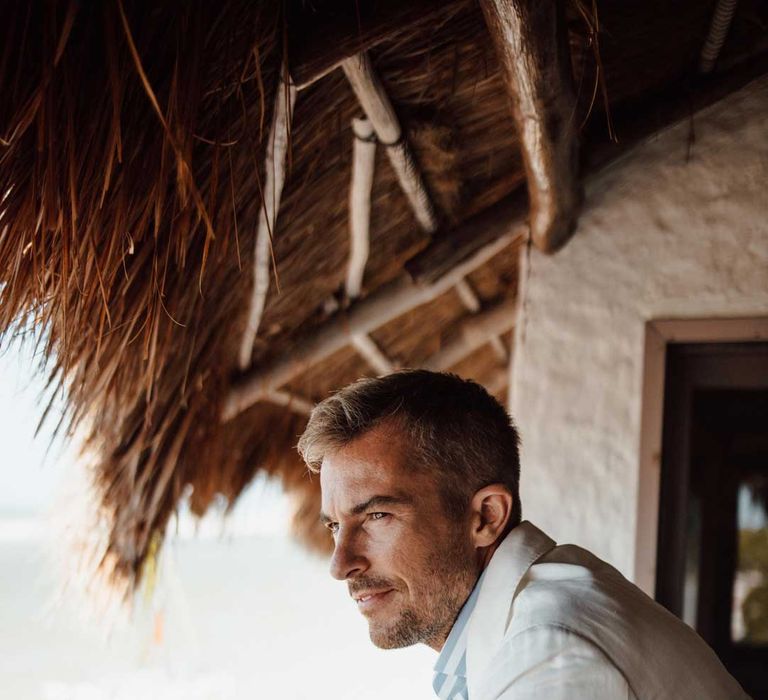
[297,369,521,527]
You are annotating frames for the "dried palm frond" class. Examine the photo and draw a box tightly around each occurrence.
[0,0,282,590]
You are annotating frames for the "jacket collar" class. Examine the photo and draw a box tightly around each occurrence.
[465,521,556,698]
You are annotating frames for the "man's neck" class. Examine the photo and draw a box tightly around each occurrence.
[476,534,506,571]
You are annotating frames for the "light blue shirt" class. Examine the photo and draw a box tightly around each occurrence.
[432,571,485,700]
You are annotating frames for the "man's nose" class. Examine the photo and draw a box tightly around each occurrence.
[329,528,368,580]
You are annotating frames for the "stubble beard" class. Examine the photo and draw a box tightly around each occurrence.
[367,534,477,650]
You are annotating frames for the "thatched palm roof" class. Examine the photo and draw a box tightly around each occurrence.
[1,0,766,591]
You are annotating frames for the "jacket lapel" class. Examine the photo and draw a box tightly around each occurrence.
[465,522,556,698]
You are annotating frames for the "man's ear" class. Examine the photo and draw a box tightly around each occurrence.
[469,484,514,549]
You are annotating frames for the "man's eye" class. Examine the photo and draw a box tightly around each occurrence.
[326,522,339,534]
[369,512,389,522]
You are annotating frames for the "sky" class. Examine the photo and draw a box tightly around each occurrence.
[0,334,71,516]
[0,333,290,534]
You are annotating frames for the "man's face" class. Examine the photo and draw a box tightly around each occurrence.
[319,424,478,651]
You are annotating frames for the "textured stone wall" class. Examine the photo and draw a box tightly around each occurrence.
[509,76,768,579]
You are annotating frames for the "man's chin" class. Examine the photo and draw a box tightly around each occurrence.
[367,609,423,649]
[368,624,419,649]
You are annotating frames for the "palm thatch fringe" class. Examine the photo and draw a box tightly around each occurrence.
[0,0,283,590]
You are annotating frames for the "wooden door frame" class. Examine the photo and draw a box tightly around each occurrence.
[634,317,768,595]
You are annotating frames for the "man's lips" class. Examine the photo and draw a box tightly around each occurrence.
[352,589,395,612]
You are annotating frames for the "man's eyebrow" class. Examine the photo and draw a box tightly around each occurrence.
[319,494,413,524]
[350,494,413,516]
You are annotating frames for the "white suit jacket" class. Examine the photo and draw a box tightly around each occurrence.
[465,522,749,700]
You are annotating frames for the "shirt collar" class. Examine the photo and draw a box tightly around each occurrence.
[432,570,486,699]
[464,522,557,698]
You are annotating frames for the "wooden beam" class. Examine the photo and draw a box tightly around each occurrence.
[238,63,297,370]
[351,333,396,374]
[424,297,516,371]
[406,36,768,284]
[699,0,740,74]
[346,117,376,301]
[406,190,528,285]
[454,279,481,313]
[479,0,581,253]
[342,53,438,233]
[489,335,509,364]
[224,54,768,422]
[454,278,509,362]
[485,366,510,397]
[223,223,525,421]
[264,390,314,416]
[425,55,768,262]
[287,0,468,90]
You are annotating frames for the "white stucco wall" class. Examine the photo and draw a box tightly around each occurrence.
[509,76,768,579]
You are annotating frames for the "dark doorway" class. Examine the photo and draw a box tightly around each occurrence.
[656,342,768,699]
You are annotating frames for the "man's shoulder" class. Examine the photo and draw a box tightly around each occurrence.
[474,522,637,639]
[507,541,632,634]
[499,540,750,700]
[468,525,749,700]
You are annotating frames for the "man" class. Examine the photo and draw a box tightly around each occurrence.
[298,370,749,699]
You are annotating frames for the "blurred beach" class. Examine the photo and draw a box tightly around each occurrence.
[0,523,434,700]
[0,341,433,700]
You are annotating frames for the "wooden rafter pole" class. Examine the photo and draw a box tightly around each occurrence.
[346,117,376,300]
[454,279,481,313]
[288,0,468,90]
[454,278,509,363]
[343,116,396,376]
[424,297,516,372]
[226,50,768,422]
[264,390,314,416]
[479,0,581,253]
[238,61,297,370]
[489,335,509,364]
[406,192,528,285]
[485,367,510,397]
[699,0,740,74]
[223,223,526,421]
[342,52,438,233]
[351,333,395,374]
